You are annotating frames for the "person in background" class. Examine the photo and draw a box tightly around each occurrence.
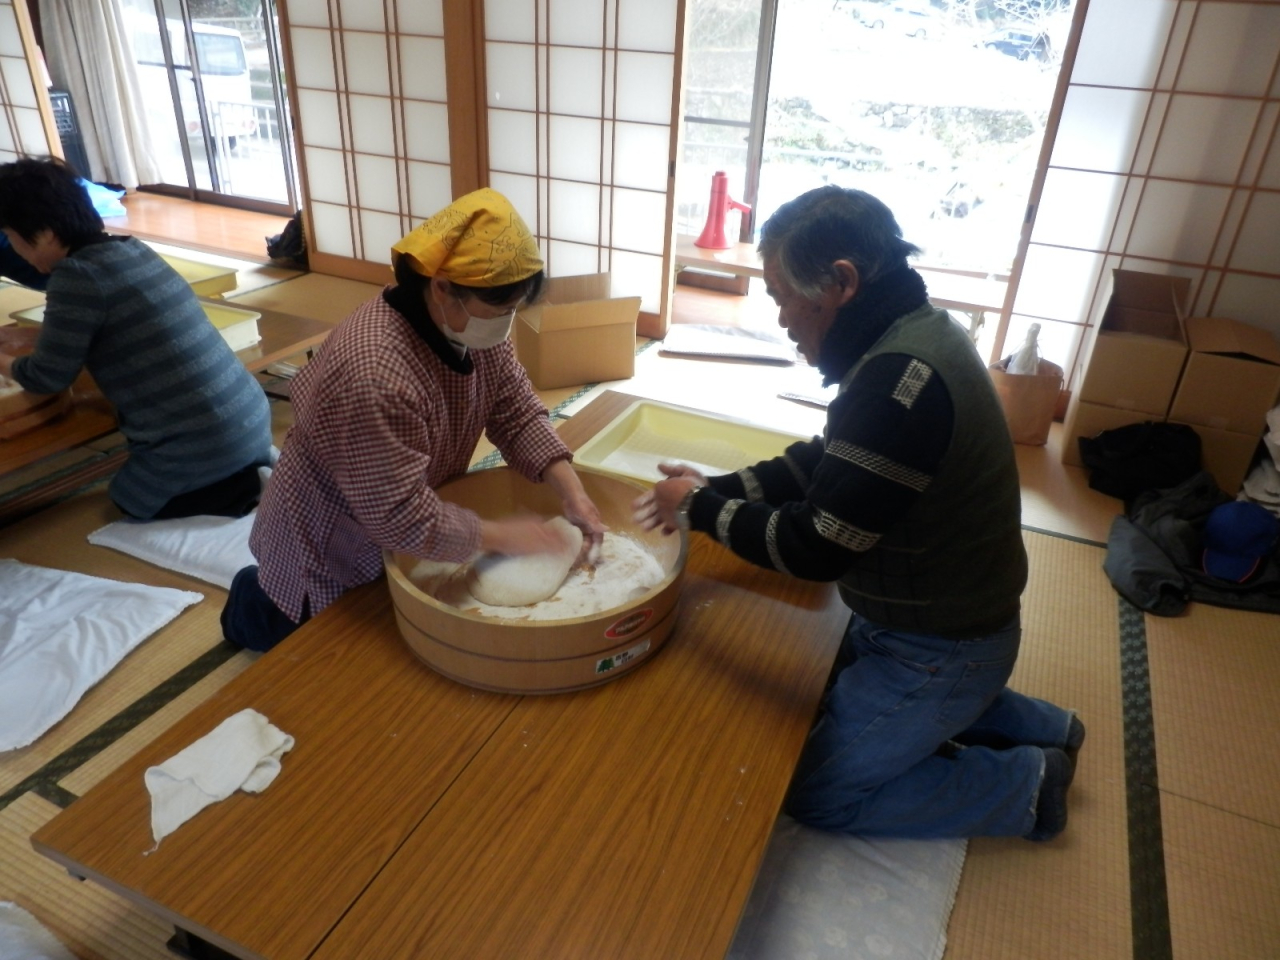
[222,188,606,651]
[0,231,49,289]
[0,156,272,520]
[633,185,1083,841]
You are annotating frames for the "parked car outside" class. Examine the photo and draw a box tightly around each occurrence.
[983,28,1052,62]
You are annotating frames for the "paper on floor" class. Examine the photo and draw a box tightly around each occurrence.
[0,902,77,960]
[0,560,203,752]
[728,815,967,960]
[145,708,294,849]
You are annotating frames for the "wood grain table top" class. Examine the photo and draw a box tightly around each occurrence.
[32,390,847,960]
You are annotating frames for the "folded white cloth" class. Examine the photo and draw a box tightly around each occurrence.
[86,465,271,590]
[145,708,294,849]
[88,512,255,590]
[0,560,203,752]
[0,902,77,960]
[728,815,967,960]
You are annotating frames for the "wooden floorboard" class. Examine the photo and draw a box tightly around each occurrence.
[104,192,290,264]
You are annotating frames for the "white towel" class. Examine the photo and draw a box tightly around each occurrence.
[0,560,203,752]
[145,708,294,849]
[87,512,255,590]
[728,816,967,960]
[0,902,77,960]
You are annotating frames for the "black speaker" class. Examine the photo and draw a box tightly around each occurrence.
[48,88,92,179]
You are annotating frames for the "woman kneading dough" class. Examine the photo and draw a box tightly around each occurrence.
[222,188,605,651]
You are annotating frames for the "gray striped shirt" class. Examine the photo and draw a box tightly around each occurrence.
[11,237,271,518]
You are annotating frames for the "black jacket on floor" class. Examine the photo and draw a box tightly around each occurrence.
[1103,471,1280,616]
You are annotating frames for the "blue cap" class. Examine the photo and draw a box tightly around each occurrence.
[1201,501,1280,583]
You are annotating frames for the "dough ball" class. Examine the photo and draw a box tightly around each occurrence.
[466,516,583,607]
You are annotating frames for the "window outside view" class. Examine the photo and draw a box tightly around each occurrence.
[679,0,1076,280]
[119,0,294,206]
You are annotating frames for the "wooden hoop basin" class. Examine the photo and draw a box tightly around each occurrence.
[385,466,687,694]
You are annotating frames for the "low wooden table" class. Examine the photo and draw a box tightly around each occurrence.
[33,390,848,960]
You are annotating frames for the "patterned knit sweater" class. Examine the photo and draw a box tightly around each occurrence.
[9,237,272,518]
[686,264,1026,637]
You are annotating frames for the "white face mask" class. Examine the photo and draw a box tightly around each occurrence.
[443,297,515,351]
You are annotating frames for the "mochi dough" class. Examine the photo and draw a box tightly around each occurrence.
[466,516,584,607]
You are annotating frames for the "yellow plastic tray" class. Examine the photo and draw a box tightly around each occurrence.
[573,400,804,484]
[10,301,259,328]
[159,254,239,297]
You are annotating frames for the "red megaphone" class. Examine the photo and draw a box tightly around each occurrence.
[694,171,752,249]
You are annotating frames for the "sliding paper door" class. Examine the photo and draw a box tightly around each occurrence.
[484,0,684,336]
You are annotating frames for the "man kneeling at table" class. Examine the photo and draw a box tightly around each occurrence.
[0,157,272,520]
[634,185,1084,842]
[222,188,605,651]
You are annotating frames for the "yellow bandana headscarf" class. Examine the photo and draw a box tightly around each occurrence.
[391,187,543,287]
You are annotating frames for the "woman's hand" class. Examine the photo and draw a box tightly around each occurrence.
[543,458,607,559]
[479,516,577,557]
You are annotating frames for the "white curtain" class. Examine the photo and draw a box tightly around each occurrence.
[38,0,161,187]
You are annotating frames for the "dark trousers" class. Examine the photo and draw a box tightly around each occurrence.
[221,565,308,652]
[119,462,265,521]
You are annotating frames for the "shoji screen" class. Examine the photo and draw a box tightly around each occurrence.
[0,0,59,163]
[484,0,683,337]
[1008,0,1280,391]
[282,0,454,281]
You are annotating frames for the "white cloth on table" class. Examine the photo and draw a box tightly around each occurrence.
[85,465,272,589]
[0,902,77,960]
[145,708,294,849]
[0,559,203,752]
[727,815,967,960]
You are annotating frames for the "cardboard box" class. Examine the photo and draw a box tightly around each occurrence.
[1060,397,1153,467]
[1172,420,1263,497]
[1168,316,1280,434]
[1077,270,1190,416]
[514,273,640,390]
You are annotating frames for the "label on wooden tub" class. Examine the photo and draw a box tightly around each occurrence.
[595,638,652,676]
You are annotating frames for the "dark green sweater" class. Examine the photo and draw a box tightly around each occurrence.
[688,268,1026,638]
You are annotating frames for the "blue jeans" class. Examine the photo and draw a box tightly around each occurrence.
[784,613,1073,838]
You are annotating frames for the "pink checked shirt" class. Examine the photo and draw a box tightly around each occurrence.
[250,292,572,622]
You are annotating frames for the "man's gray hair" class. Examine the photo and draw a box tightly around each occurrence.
[757,186,921,300]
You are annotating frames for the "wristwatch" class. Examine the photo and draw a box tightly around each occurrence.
[675,485,701,532]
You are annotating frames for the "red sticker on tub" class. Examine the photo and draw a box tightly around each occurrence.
[605,608,654,640]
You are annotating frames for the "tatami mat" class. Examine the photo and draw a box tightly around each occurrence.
[228,272,382,324]
[0,491,227,794]
[1144,602,1280,960]
[945,531,1131,960]
[0,793,172,960]
[60,654,255,797]
[1161,792,1280,960]
[1145,605,1280,825]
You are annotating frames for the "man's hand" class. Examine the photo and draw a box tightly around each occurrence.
[632,473,701,536]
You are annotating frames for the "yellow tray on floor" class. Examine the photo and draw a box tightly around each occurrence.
[573,399,804,484]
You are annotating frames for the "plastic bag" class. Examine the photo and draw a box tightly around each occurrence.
[77,178,126,218]
[1007,322,1042,375]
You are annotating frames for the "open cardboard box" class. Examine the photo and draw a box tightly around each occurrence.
[514,273,640,390]
[1077,270,1191,417]
[1169,316,1280,434]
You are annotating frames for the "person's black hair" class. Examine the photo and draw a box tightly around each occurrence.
[0,156,104,247]
[392,255,545,308]
[758,185,921,298]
